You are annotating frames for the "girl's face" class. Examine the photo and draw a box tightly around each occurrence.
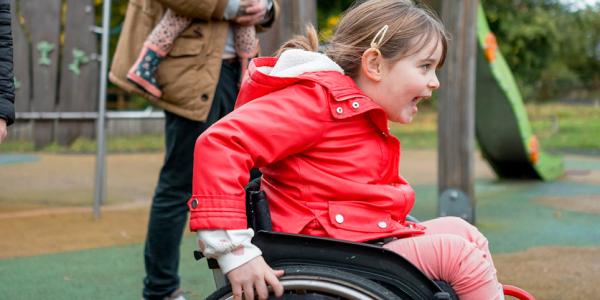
[376,38,442,123]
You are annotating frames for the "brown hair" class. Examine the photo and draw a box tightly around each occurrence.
[275,24,320,56]
[276,0,448,78]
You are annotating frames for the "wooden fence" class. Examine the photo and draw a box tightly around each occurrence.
[9,0,316,148]
[11,0,99,148]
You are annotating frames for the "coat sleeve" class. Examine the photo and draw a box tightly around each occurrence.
[157,0,278,28]
[0,0,14,126]
[189,83,328,230]
[155,0,229,20]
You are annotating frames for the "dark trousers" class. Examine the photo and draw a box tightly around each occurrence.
[143,60,240,299]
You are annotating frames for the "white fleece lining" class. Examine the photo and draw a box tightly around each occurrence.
[257,49,345,78]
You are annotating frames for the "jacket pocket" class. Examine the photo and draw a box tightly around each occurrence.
[168,23,207,57]
[328,201,397,233]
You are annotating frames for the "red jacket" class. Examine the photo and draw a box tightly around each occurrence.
[189,55,424,242]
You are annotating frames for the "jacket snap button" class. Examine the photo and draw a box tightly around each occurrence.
[336,107,343,114]
[201,94,209,102]
[191,199,199,208]
[377,221,388,229]
[351,102,360,109]
[335,214,344,224]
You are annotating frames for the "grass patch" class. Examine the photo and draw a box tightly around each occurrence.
[390,103,600,151]
[0,140,35,152]
[2,135,165,153]
[527,104,600,151]
[2,104,597,153]
[389,108,438,149]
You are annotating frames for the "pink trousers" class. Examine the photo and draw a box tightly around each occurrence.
[384,216,503,299]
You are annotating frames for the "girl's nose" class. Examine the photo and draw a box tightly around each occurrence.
[428,73,440,90]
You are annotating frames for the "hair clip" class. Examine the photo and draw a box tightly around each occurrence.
[370,25,389,49]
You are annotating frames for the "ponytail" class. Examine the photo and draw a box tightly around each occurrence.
[275,25,319,57]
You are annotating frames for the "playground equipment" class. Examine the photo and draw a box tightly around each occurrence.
[475,4,563,180]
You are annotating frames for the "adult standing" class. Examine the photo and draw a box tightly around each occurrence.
[109,1,278,299]
[0,0,14,143]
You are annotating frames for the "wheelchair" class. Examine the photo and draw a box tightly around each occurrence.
[196,179,534,299]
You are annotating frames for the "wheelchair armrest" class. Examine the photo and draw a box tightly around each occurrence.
[245,177,273,232]
[246,190,272,231]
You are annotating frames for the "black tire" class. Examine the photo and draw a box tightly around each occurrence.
[206,265,402,300]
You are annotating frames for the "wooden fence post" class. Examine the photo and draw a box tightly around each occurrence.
[21,0,62,148]
[438,0,478,223]
[57,0,99,145]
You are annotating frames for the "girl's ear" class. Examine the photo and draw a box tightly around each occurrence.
[360,48,384,82]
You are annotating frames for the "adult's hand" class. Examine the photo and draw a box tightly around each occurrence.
[234,0,268,26]
[226,255,284,300]
[0,119,7,143]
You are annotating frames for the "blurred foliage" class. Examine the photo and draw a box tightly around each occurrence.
[94,0,128,61]
[482,0,600,102]
[92,0,599,104]
[93,0,135,109]
[316,0,600,102]
[316,0,353,41]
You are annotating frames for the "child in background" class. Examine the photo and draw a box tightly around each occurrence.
[189,0,532,299]
[127,2,259,98]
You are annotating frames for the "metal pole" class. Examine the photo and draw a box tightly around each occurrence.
[93,0,111,219]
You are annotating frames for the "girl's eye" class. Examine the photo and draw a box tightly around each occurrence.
[421,64,431,71]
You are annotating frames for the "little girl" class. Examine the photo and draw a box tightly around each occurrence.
[188,1,529,299]
[127,2,259,98]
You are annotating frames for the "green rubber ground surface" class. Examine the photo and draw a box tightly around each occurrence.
[0,151,600,299]
[1,154,598,299]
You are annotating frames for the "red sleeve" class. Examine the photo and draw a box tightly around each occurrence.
[188,82,329,230]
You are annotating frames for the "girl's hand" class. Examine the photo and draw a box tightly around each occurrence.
[226,255,285,300]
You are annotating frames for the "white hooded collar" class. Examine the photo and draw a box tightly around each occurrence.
[257,49,345,78]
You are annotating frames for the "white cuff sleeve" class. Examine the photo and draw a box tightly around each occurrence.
[223,0,241,20]
[197,228,262,274]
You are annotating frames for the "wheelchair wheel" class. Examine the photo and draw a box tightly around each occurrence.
[206,265,402,300]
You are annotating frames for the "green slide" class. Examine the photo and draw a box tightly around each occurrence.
[475,4,563,180]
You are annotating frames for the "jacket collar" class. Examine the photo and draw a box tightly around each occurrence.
[238,50,390,133]
[298,72,389,133]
